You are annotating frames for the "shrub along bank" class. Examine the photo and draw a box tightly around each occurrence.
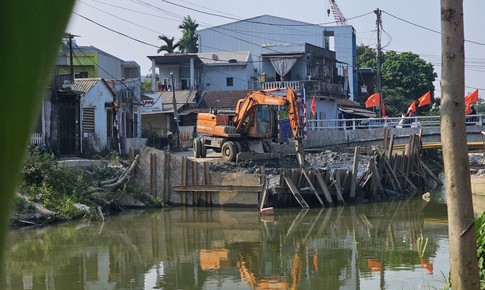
[13,148,161,227]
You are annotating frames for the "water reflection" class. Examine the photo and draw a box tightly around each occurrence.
[3,198,449,290]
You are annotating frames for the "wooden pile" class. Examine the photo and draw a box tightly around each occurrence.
[269,128,442,209]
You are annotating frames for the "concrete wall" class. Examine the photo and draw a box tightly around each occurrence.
[203,65,252,91]
[80,82,113,151]
[98,53,123,79]
[323,26,357,100]
[136,146,261,207]
[305,125,485,148]
[124,138,147,154]
[142,113,170,135]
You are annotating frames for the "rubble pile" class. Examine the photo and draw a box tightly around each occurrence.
[208,149,373,193]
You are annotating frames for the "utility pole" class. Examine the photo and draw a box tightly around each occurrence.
[374,8,382,117]
[65,33,75,83]
[440,0,480,289]
[171,72,181,149]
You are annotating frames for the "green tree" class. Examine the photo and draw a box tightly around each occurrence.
[357,45,376,69]
[357,45,437,116]
[177,16,199,53]
[157,35,179,54]
[141,74,155,92]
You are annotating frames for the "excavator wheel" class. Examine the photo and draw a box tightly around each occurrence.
[193,137,202,158]
[200,141,207,158]
[221,141,237,162]
[234,141,242,154]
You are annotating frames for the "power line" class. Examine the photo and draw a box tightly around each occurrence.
[161,0,371,27]
[74,43,143,104]
[160,0,241,22]
[75,1,370,58]
[89,0,181,23]
[75,0,328,56]
[383,10,485,47]
[72,12,160,48]
[130,0,186,21]
[178,0,241,20]
[79,0,167,35]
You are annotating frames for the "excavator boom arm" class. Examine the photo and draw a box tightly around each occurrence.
[232,88,305,166]
[232,90,286,131]
[285,87,305,167]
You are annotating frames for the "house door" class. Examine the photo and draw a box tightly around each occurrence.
[58,97,79,156]
[181,78,189,90]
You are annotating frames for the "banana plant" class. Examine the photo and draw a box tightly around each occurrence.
[0,0,75,276]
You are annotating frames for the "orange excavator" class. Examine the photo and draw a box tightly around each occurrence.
[194,87,305,165]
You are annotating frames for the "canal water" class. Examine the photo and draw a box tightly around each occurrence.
[3,192,450,289]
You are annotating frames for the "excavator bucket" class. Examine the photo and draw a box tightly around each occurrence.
[295,137,305,167]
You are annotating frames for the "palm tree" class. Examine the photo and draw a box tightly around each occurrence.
[157,35,179,54]
[177,16,199,53]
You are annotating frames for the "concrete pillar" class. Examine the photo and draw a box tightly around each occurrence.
[151,59,156,92]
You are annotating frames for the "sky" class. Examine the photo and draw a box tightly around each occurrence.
[66,0,485,98]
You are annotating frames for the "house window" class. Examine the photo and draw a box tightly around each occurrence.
[82,107,95,133]
[226,77,233,87]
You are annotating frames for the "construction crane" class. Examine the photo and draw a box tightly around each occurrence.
[327,0,348,25]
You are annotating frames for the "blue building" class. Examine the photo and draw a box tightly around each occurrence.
[198,15,357,101]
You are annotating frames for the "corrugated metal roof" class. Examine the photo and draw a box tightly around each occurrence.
[144,90,198,112]
[199,90,251,110]
[74,78,100,93]
[336,97,360,107]
[74,78,117,98]
[339,106,376,118]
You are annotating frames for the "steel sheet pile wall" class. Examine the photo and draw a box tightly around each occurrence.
[136,146,262,207]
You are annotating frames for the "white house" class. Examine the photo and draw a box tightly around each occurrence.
[74,78,144,153]
[197,51,255,91]
[75,78,117,152]
[148,51,255,92]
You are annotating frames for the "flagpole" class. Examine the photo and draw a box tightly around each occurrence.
[375,8,383,118]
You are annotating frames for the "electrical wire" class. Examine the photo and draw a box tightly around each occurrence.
[89,0,181,22]
[79,0,167,35]
[383,10,485,47]
[74,43,143,104]
[72,47,145,134]
[72,12,159,48]
[75,0,372,59]
[73,2,485,98]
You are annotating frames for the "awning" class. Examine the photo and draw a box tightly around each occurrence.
[339,106,376,118]
[261,53,304,80]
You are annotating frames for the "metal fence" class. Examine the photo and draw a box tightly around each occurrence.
[306,115,484,131]
[30,132,44,145]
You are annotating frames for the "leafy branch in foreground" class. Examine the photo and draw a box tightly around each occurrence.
[477,212,485,288]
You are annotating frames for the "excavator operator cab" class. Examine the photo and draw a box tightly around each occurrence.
[246,105,272,138]
[255,105,271,133]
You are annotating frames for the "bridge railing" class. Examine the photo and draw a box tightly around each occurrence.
[307,115,484,131]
